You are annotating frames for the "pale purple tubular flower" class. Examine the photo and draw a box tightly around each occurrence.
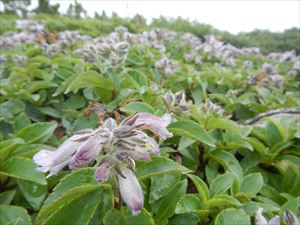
[117,165,144,215]
[33,131,92,177]
[33,113,172,215]
[95,161,112,182]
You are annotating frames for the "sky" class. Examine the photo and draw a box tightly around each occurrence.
[5,1,300,34]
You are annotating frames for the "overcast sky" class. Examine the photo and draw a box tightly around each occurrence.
[15,0,300,34]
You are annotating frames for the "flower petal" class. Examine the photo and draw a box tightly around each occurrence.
[269,216,280,225]
[95,161,112,182]
[284,210,300,225]
[117,165,143,215]
[33,132,90,177]
[69,129,108,169]
[255,208,269,225]
[132,113,173,140]
[103,118,117,131]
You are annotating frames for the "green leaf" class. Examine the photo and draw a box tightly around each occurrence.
[15,122,57,144]
[226,140,253,151]
[210,172,233,197]
[123,208,155,225]
[43,168,97,206]
[168,213,200,225]
[206,196,240,209]
[67,70,114,93]
[209,150,243,185]
[103,208,127,225]
[149,173,181,203]
[206,117,240,136]
[168,120,216,147]
[187,174,209,206]
[17,179,47,210]
[0,138,25,164]
[246,137,266,155]
[0,190,16,205]
[265,118,286,147]
[175,194,202,214]
[121,102,155,114]
[215,208,251,225]
[0,205,32,225]
[13,113,31,133]
[241,173,264,196]
[0,157,46,185]
[42,188,102,225]
[135,156,190,180]
[37,184,107,223]
[154,179,187,225]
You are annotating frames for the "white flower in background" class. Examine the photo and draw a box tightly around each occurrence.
[16,20,45,33]
[155,55,180,76]
[163,90,191,114]
[12,55,28,65]
[184,52,202,65]
[201,100,224,116]
[267,74,285,88]
[262,63,278,75]
[243,60,253,70]
[256,208,300,225]
[76,40,130,68]
[33,112,172,215]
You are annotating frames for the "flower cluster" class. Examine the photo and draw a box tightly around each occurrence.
[200,100,224,116]
[184,51,203,65]
[163,90,191,115]
[75,40,130,68]
[155,54,180,76]
[33,112,172,215]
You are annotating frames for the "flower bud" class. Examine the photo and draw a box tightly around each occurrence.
[97,43,111,57]
[115,42,130,57]
[95,161,112,182]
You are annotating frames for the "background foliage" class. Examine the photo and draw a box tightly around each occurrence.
[0,4,299,225]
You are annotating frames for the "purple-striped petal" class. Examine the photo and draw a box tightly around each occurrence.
[255,208,269,225]
[33,132,91,177]
[132,113,173,140]
[95,161,112,182]
[117,165,143,215]
[269,216,280,225]
[69,129,107,169]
